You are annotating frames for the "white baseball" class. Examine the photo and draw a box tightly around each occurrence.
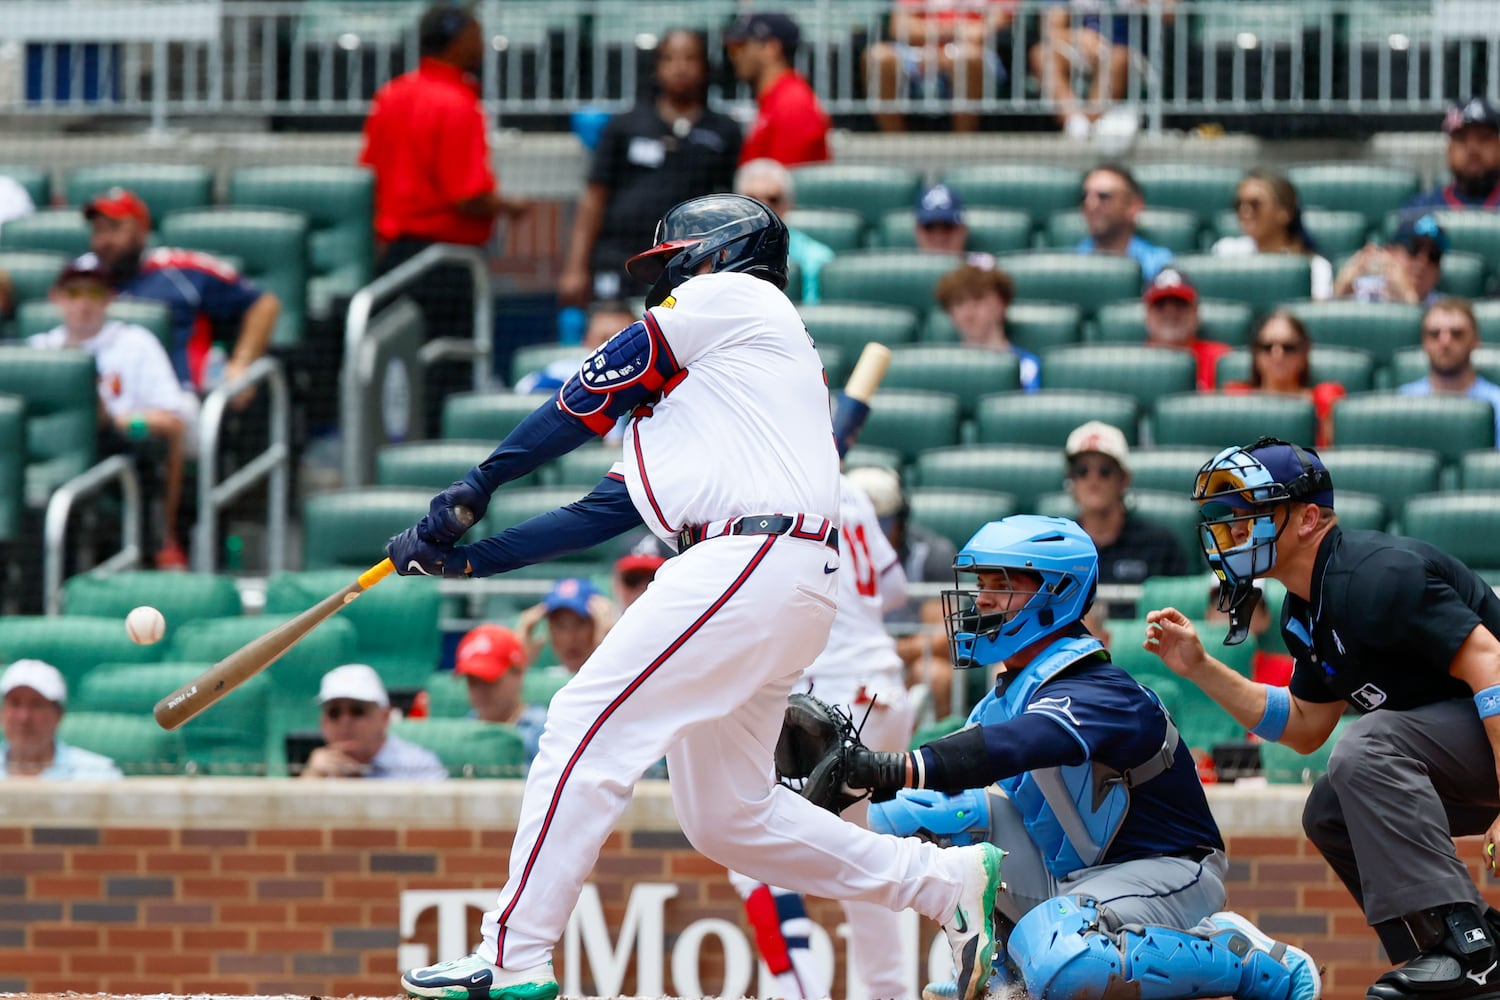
[125,605,166,645]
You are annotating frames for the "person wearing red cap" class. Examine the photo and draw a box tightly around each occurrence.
[455,624,549,767]
[83,186,280,399]
[612,552,665,610]
[1142,267,1229,392]
[725,12,831,166]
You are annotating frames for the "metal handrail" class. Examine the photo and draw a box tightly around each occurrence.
[341,243,493,487]
[193,356,291,575]
[43,455,142,616]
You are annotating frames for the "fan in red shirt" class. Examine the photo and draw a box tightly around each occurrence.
[725,12,831,167]
[1143,267,1229,393]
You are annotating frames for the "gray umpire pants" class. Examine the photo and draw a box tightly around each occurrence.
[1300,698,1500,962]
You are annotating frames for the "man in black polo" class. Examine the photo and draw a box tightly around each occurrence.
[1143,436,1500,1000]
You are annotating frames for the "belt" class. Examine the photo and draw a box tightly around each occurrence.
[677,513,839,553]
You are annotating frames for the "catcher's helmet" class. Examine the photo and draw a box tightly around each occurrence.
[625,193,789,308]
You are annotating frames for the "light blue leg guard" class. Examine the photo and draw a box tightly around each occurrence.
[1009,896,1299,1000]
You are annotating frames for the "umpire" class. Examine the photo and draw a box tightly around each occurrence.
[1146,436,1500,1000]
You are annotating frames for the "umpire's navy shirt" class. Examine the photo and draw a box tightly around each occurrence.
[1283,525,1500,712]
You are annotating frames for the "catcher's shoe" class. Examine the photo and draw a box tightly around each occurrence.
[1210,911,1323,1000]
[942,843,1006,1000]
[401,953,557,1000]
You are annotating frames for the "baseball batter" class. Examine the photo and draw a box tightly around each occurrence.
[386,193,1005,1000]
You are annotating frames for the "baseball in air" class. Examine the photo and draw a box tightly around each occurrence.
[126,605,166,645]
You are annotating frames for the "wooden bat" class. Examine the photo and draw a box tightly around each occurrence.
[832,342,892,456]
[153,507,474,730]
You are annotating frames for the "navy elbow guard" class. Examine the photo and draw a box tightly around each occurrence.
[559,317,686,435]
[919,726,992,795]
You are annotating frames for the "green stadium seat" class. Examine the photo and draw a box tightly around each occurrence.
[1092,298,1254,347]
[877,207,1034,254]
[1320,447,1442,526]
[844,444,904,473]
[1139,573,1219,620]
[1261,717,1355,785]
[0,209,90,255]
[1401,492,1500,577]
[1000,253,1142,316]
[884,345,1020,420]
[1285,164,1420,230]
[266,569,443,692]
[523,665,573,708]
[301,487,434,571]
[910,715,966,749]
[800,302,920,355]
[1214,346,1376,393]
[819,344,848,389]
[921,303,1083,354]
[0,394,22,542]
[1438,251,1488,298]
[1432,211,1500,281]
[57,711,184,775]
[1389,347,1500,388]
[228,165,375,317]
[857,389,963,464]
[908,487,1016,549]
[1042,345,1197,408]
[1043,208,1201,254]
[1473,300,1500,336]
[939,164,1085,227]
[169,613,358,702]
[1302,210,1373,259]
[1335,394,1495,466]
[1152,392,1318,448]
[976,390,1138,447]
[0,249,68,307]
[390,718,527,778]
[0,165,50,207]
[1284,300,1422,369]
[1133,164,1243,221]
[1128,447,1216,494]
[784,259,803,305]
[789,164,923,229]
[376,439,539,490]
[0,345,97,504]
[510,344,582,387]
[63,571,241,636]
[784,208,865,253]
[0,614,160,690]
[547,444,622,488]
[1108,617,1253,750]
[488,487,617,563]
[1335,491,1389,532]
[443,391,549,441]
[423,671,474,719]
[159,208,310,347]
[1462,450,1500,490]
[818,250,962,313]
[65,164,214,227]
[16,298,173,352]
[1170,254,1312,313]
[914,445,1063,510]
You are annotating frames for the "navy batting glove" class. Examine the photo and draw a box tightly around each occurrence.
[417,475,489,545]
[387,527,470,578]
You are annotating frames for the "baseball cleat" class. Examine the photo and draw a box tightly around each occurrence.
[401,953,557,1000]
[942,842,1006,1000]
[1211,910,1323,1000]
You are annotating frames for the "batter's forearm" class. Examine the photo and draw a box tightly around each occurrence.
[464,474,643,577]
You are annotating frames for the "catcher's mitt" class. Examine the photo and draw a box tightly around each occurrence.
[775,692,866,814]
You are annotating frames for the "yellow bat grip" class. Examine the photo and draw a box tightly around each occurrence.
[358,558,395,591]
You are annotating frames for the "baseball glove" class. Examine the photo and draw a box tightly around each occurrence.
[775,692,865,814]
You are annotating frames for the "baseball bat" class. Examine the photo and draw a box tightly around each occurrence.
[832,342,892,457]
[153,507,475,731]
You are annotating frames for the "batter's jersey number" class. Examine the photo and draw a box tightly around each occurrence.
[845,524,878,598]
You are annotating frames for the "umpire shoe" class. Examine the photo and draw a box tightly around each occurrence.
[1210,911,1323,1000]
[942,842,1007,1000]
[1369,904,1500,1000]
[401,952,557,1000]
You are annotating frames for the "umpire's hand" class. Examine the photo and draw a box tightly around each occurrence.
[1143,608,1209,679]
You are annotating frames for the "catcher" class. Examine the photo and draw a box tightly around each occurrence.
[780,514,1321,1000]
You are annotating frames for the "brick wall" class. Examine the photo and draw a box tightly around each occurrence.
[0,781,1495,999]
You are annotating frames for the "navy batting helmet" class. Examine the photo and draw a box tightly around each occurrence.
[625,193,789,308]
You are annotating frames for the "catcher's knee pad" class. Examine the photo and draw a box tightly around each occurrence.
[1011,896,1253,1000]
[868,787,991,846]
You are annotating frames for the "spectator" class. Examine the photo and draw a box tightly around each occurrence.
[300,664,447,780]
[514,299,636,395]
[454,624,548,768]
[0,269,16,335]
[28,260,195,569]
[1030,0,1142,140]
[1075,163,1173,281]
[518,577,616,674]
[914,182,969,255]
[1143,267,1229,392]
[1399,297,1500,446]
[1406,97,1500,212]
[83,187,280,398]
[613,547,667,610]
[1,660,121,779]
[1334,212,1448,306]
[0,173,35,236]
[733,158,834,304]
[559,29,741,306]
[1064,420,1190,584]
[933,263,1040,390]
[1211,169,1333,300]
[724,12,831,166]
[1223,310,1345,448]
[865,0,1013,134]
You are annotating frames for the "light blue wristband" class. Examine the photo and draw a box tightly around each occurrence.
[1251,685,1291,741]
[1475,685,1500,719]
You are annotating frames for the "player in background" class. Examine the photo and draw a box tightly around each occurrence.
[846,515,1320,1000]
[385,193,1006,1000]
[1147,437,1500,1000]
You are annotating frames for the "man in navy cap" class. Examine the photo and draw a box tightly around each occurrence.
[725,12,830,167]
[1406,97,1500,211]
[1146,436,1500,1000]
[914,182,969,255]
[518,577,615,674]
[1334,212,1448,305]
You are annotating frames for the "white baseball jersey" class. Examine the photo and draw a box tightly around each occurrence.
[29,321,191,421]
[622,271,841,539]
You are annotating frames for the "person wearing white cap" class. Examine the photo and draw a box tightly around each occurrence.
[1,660,121,779]
[301,664,447,780]
[1064,420,1190,585]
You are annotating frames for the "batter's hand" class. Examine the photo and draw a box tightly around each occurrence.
[419,479,488,545]
[387,527,469,577]
[1143,607,1209,679]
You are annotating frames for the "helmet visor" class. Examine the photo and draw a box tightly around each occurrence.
[624,239,701,286]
